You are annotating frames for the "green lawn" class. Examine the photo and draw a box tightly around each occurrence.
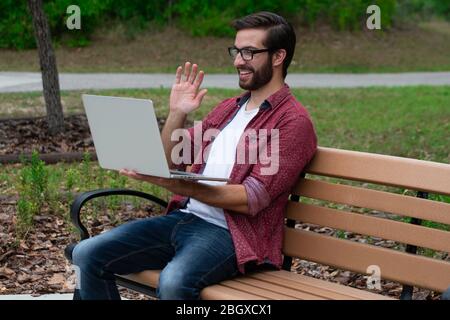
[297,86,450,163]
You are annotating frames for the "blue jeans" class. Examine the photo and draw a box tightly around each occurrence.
[72,210,239,300]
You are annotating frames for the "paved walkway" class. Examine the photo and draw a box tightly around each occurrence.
[0,293,132,300]
[1,72,449,92]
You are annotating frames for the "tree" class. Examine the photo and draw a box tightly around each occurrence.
[28,0,64,135]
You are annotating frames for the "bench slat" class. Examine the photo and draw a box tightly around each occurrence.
[287,202,450,253]
[254,271,394,300]
[248,273,359,300]
[218,279,297,300]
[283,227,450,292]
[233,277,325,300]
[120,268,394,300]
[121,270,269,300]
[292,178,450,225]
[121,270,394,300]
[121,270,159,288]
[305,147,450,196]
[201,284,269,300]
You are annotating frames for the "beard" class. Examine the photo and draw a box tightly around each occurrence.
[238,57,273,91]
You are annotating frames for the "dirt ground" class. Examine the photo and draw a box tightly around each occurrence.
[0,199,164,299]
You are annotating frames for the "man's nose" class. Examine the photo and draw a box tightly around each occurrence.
[233,52,246,68]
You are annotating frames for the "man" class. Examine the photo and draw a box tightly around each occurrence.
[72,11,317,300]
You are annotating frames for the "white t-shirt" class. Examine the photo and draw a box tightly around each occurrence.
[180,100,258,229]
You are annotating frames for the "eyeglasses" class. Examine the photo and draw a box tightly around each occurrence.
[228,46,271,61]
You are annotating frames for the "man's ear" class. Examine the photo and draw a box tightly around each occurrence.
[272,49,286,67]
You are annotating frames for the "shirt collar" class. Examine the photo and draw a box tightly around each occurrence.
[237,92,250,107]
[235,83,291,111]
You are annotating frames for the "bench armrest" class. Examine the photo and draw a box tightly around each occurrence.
[70,189,168,241]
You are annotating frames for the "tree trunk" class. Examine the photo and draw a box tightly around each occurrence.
[28,0,64,135]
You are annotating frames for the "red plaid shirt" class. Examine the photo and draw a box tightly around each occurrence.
[165,84,317,273]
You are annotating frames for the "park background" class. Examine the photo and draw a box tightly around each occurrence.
[0,0,449,299]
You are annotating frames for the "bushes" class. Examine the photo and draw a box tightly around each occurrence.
[397,0,450,21]
[0,0,109,49]
[0,0,34,49]
[171,0,304,37]
[295,0,396,30]
[0,0,448,49]
[160,0,396,35]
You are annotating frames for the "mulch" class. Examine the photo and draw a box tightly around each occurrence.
[0,115,94,156]
[0,114,170,158]
[0,201,162,300]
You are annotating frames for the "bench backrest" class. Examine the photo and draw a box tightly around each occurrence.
[284,147,450,292]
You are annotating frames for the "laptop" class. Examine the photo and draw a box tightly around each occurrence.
[82,94,228,182]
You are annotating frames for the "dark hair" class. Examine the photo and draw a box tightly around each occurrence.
[231,11,296,78]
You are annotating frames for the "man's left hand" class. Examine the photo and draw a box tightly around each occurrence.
[119,169,197,196]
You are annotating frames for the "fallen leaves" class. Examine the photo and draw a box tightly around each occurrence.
[0,115,171,157]
[0,115,94,156]
[0,250,14,263]
[47,273,65,286]
[0,266,15,278]
[0,201,160,299]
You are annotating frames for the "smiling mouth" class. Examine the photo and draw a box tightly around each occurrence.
[239,70,253,75]
[238,70,253,80]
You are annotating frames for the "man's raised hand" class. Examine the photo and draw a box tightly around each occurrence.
[169,62,208,115]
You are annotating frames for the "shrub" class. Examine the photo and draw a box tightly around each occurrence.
[18,151,48,210]
[1,0,447,49]
[16,151,48,237]
[0,0,109,49]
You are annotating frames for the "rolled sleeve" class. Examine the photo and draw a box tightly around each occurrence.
[248,115,317,205]
[243,176,271,216]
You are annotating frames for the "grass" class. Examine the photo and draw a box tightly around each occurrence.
[1,85,449,163]
[1,21,450,73]
[298,86,450,163]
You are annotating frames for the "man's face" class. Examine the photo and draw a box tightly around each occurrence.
[233,29,273,91]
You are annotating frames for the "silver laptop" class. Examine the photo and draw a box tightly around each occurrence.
[82,94,228,182]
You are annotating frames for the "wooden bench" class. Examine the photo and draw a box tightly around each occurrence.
[65,147,450,300]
